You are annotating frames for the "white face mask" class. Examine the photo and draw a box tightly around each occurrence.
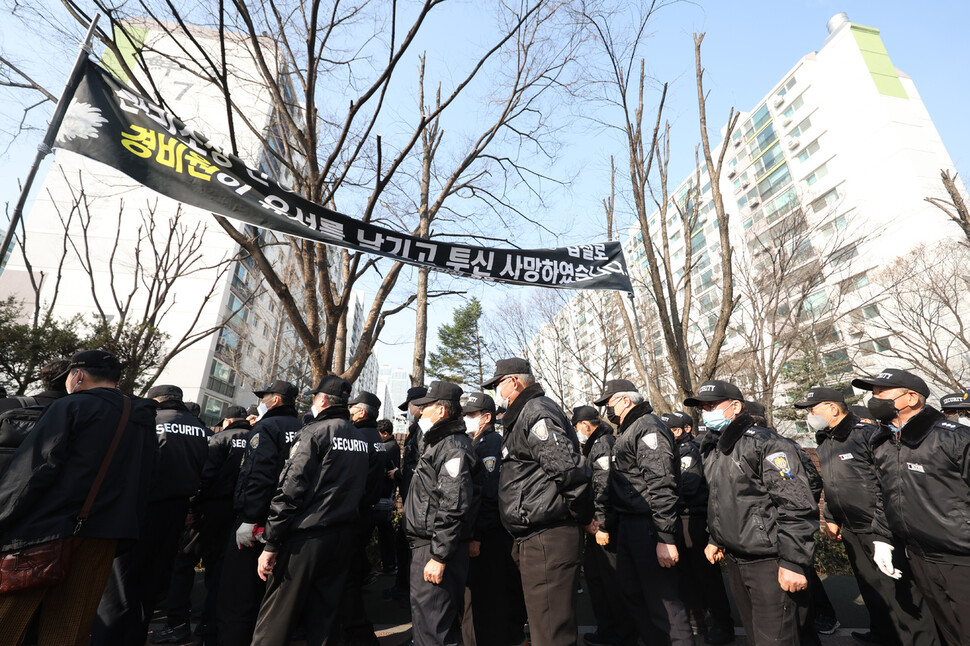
[495,379,512,410]
[310,404,320,418]
[464,415,479,436]
[577,428,588,445]
[418,417,433,433]
[407,411,415,424]
[806,413,830,432]
[256,401,269,420]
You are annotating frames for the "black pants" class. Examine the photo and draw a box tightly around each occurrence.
[391,521,411,596]
[92,497,189,646]
[724,555,811,646]
[908,550,970,645]
[215,529,264,645]
[462,527,519,646]
[582,532,636,643]
[615,515,693,646]
[512,524,582,646]
[251,526,355,646]
[409,542,470,646]
[841,530,938,646]
[373,507,396,571]
[333,518,378,643]
[677,515,734,634]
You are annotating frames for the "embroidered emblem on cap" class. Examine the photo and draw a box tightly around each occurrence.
[766,451,794,479]
[483,456,497,472]
[444,457,461,478]
[595,456,610,471]
[642,432,658,449]
[531,419,550,441]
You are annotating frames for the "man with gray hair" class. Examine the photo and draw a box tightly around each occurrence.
[484,357,592,646]
[594,379,693,645]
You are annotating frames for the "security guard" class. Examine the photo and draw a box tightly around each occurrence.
[855,368,970,643]
[940,391,970,425]
[573,405,636,646]
[406,381,481,646]
[461,392,516,646]
[662,411,734,644]
[795,386,938,646]
[485,357,592,646]
[94,383,211,646]
[387,386,427,601]
[251,375,369,646]
[218,379,301,645]
[686,379,818,646]
[335,390,387,646]
[594,380,692,645]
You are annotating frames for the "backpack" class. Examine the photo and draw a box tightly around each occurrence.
[0,396,42,474]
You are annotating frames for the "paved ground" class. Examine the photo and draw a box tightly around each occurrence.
[147,570,871,645]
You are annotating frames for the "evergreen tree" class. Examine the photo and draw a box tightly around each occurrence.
[427,298,489,388]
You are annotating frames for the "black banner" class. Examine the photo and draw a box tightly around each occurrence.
[52,59,633,293]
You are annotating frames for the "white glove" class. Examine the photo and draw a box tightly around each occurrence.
[235,522,257,548]
[873,541,902,579]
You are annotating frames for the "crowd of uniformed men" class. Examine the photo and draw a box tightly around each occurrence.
[0,349,968,646]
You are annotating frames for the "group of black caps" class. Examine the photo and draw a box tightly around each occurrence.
[0,350,969,646]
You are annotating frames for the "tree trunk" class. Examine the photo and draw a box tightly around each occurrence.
[411,266,429,387]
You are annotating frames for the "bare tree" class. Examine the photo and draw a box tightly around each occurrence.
[925,169,970,244]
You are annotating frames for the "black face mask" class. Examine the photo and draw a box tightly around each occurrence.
[606,408,620,425]
[867,396,899,425]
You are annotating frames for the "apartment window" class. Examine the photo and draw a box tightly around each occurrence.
[804,290,828,316]
[790,117,812,137]
[758,163,792,202]
[862,337,892,353]
[810,188,839,214]
[840,271,869,293]
[777,76,797,96]
[832,242,858,267]
[862,304,880,319]
[797,140,821,163]
[201,395,229,427]
[216,327,240,356]
[805,161,829,186]
[783,95,805,119]
[753,143,785,178]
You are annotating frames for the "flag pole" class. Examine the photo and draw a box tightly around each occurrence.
[0,13,101,270]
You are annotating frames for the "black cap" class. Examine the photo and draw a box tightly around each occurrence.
[412,380,463,406]
[310,375,352,397]
[851,368,930,398]
[58,349,122,379]
[463,392,496,414]
[349,391,381,409]
[254,379,299,400]
[146,384,183,400]
[745,401,766,418]
[398,386,427,411]
[661,411,692,428]
[849,404,873,420]
[482,358,532,390]
[793,387,846,409]
[684,380,744,407]
[571,405,600,425]
[223,405,248,419]
[940,392,970,411]
[593,379,639,406]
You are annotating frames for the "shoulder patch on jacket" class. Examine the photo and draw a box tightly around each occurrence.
[939,421,957,430]
[289,440,300,458]
[483,456,497,472]
[680,455,693,470]
[595,455,610,471]
[250,433,260,449]
[766,451,793,479]
[745,429,757,436]
[502,446,509,459]
[642,432,658,450]
[531,419,549,441]
[444,457,461,478]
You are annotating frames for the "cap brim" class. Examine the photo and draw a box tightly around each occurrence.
[482,374,505,390]
[592,394,611,407]
[851,377,896,391]
[253,390,269,398]
[792,401,815,409]
[398,401,410,411]
[410,395,437,406]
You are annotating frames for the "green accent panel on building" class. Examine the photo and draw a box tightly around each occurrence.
[850,24,908,99]
[101,24,148,83]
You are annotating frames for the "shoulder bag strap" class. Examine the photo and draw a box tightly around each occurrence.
[76,395,131,532]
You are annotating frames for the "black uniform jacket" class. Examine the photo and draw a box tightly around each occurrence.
[609,403,681,544]
[404,418,481,563]
[381,436,401,502]
[676,433,707,518]
[814,413,888,538]
[194,419,251,504]
[234,405,302,525]
[262,405,369,551]
[0,389,65,414]
[873,406,970,563]
[355,418,388,511]
[701,413,819,575]
[473,426,503,539]
[583,422,615,531]
[499,384,592,537]
[151,401,211,502]
[394,422,420,501]
[0,388,157,550]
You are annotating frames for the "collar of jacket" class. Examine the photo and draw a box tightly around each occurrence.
[474,425,497,445]
[225,419,252,431]
[355,418,378,429]
[619,401,654,432]
[314,405,350,422]
[899,406,944,448]
[717,412,755,454]
[502,383,545,431]
[425,418,466,446]
[156,400,187,411]
[582,421,613,457]
[818,412,857,445]
[262,404,298,420]
[675,431,695,446]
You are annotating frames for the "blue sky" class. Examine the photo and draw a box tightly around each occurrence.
[1,0,966,378]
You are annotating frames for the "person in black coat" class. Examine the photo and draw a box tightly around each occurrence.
[374,419,399,574]
[0,357,70,413]
[405,381,481,646]
[0,350,157,645]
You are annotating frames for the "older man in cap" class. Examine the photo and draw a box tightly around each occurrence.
[855,367,970,643]
[594,380,693,645]
[250,375,369,646]
[940,391,970,426]
[94,382,211,645]
[686,379,818,646]
[405,381,481,646]
[218,379,302,645]
[0,350,157,645]
[485,357,592,646]
[794,386,937,646]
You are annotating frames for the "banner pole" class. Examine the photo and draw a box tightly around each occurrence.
[0,13,101,270]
